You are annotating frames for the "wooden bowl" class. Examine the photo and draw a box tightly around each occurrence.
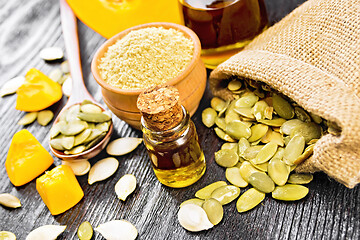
[91,22,207,129]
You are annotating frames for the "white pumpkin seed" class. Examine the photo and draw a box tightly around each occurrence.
[61,159,90,176]
[95,220,138,240]
[61,60,70,73]
[39,47,64,61]
[0,76,25,97]
[48,68,63,83]
[195,181,227,200]
[26,225,66,240]
[180,198,204,208]
[80,103,102,114]
[202,198,223,225]
[18,112,38,125]
[0,193,21,208]
[178,204,213,232]
[88,157,119,185]
[236,188,265,213]
[62,76,72,97]
[106,137,142,156]
[115,174,137,201]
[0,231,16,240]
[37,110,54,126]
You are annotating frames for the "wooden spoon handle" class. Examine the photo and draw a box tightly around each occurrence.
[60,0,93,104]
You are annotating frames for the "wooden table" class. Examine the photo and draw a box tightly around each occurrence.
[1,0,359,239]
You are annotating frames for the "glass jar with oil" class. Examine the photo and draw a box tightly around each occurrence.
[179,0,268,69]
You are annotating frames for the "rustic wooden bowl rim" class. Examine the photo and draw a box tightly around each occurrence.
[91,22,202,96]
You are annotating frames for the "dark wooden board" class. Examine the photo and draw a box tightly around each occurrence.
[0,0,359,239]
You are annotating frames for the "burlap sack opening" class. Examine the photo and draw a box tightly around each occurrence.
[209,0,360,188]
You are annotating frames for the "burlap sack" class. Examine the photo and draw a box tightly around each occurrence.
[209,0,360,188]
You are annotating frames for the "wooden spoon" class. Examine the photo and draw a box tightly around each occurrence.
[49,0,113,160]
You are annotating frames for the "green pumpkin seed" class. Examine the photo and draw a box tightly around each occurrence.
[218,100,230,117]
[294,107,311,122]
[252,100,268,121]
[85,132,106,150]
[272,93,294,119]
[78,221,93,240]
[225,110,240,124]
[243,145,263,161]
[225,167,248,187]
[272,184,309,201]
[287,173,313,184]
[228,80,242,91]
[210,185,240,205]
[272,147,285,160]
[202,198,223,225]
[61,136,75,150]
[308,139,318,145]
[283,135,305,165]
[234,107,255,119]
[180,198,204,208]
[238,137,250,157]
[261,130,284,146]
[252,142,278,164]
[248,172,275,193]
[84,129,103,144]
[235,92,259,108]
[215,149,239,167]
[253,89,265,98]
[202,108,217,128]
[250,161,268,172]
[293,144,315,165]
[239,161,261,182]
[50,138,65,151]
[0,193,21,208]
[78,111,111,123]
[64,145,86,155]
[66,104,81,122]
[214,117,226,130]
[327,121,341,136]
[236,188,265,213]
[0,231,16,240]
[214,127,236,142]
[258,118,287,127]
[50,121,66,138]
[264,106,273,120]
[195,181,227,199]
[225,120,251,140]
[80,103,102,114]
[310,113,322,124]
[18,112,38,125]
[284,136,291,146]
[248,124,268,142]
[280,119,304,135]
[268,158,289,186]
[211,97,227,112]
[60,120,88,136]
[95,121,111,132]
[290,122,322,143]
[37,110,54,126]
[221,143,238,152]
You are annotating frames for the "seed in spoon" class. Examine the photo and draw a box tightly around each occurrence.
[0,193,21,208]
[115,174,137,201]
[88,157,119,185]
[106,137,143,156]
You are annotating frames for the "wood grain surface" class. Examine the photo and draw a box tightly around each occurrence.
[0,0,359,239]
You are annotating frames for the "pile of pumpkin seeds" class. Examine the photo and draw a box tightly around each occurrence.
[50,100,112,155]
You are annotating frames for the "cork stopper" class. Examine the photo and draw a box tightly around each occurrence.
[137,85,183,131]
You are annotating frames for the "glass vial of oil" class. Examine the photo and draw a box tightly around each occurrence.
[137,85,206,188]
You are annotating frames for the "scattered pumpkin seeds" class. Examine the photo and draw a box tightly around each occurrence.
[210,185,240,205]
[236,188,265,213]
[248,172,275,193]
[268,158,289,186]
[195,181,227,200]
[77,221,93,240]
[202,108,217,128]
[95,220,138,240]
[37,110,54,126]
[211,97,227,112]
[225,167,248,187]
[252,142,278,164]
[287,173,313,184]
[178,204,213,232]
[25,225,66,240]
[202,198,223,225]
[115,174,137,201]
[39,47,64,61]
[0,193,21,208]
[0,231,16,240]
[180,198,204,208]
[88,157,119,185]
[61,159,90,176]
[272,184,309,201]
[214,149,239,167]
[18,112,37,125]
[106,137,142,156]
[0,76,25,97]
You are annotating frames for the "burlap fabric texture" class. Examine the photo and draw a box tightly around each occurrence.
[209,0,360,188]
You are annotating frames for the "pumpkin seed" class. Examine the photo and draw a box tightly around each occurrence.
[264,106,274,120]
[95,121,111,132]
[261,130,284,146]
[62,159,90,176]
[74,129,92,146]
[115,174,137,201]
[60,60,70,73]
[214,127,236,142]
[214,117,226,130]
[80,103,102,114]
[252,142,278,164]
[294,107,311,122]
[293,144,315,165]
[0,231,16,240]
[78,111,111,123]
[280,119,304,135]
[84,129,103,144]
[290,122,322,143]
[215,149,239,167]
[238,137,250,157]
[252,100,268,121]
[0,76,25,97]
[272,184,309,201]
[178,204,213,232]
[195,181,227,200]
[49,68,63,83]
[225,167,248,187]
[225,111,240,124]
[310,113,322,124]
[39,47,64,61]
[243,145,263,161]
[236,188,265,213]
[284,136,291,145]
[228,80,242,91]
[60,120,87,136]
[218,100,230,117]
[234,107,255,119]
[210,185,240,205]
[180,198,204,208]
[37,110,54,126]
[221,143,238,152]
[250,161,269,172]
[235,93,259,108]
[248,124,268,142]
[66,104,81,122]
[283,135,305,165]
[64,145,86,155]
[287,173,314,184]
[18,112,38,125]
[78,221,93,240]
[239,161,261,182]
[26,225,66,240]
[225,120,251,140]
[95,220,138,240]
[272,93,294,119]
[268,158,289,186]
[50,138,65,151]
[272,147,285,160]
[0,193,21,208]
[202,198,223,225]
[88,157,119,185]
[211,97,227,112]
[202,108,217,128]
[248,172,275,193]
[106,137,142,156]
[258,118,287,127]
